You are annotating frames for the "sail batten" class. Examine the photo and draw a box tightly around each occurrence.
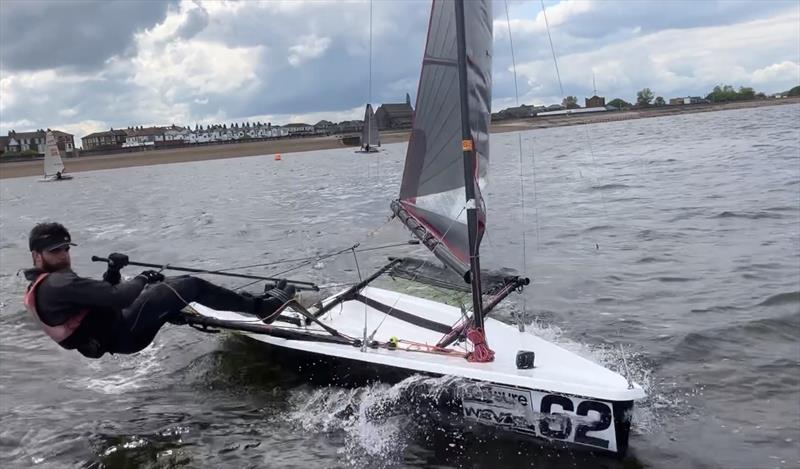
[393,0,492,279]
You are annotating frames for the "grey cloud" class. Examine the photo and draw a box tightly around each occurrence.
[186,2,430,117]
[2,73,138,138]
[2,0,796,141]
[0,0,175,71]
[554,0,794,39]
[175,2,209,40]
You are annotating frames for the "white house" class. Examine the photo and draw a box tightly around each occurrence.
[124,127,165,147]
[282,123,314,136]
[163,125,190,142]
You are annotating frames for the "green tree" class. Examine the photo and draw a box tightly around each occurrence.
[706,84,738,102]
[654,96,665,106]
[738,86,755,100]
[705,84,762,102]
[607,98,631,109]
[636,88,654,106]
[788,85,800,96]
[562,95,579,109]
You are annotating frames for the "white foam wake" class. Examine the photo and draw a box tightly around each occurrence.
[69,340,166,395]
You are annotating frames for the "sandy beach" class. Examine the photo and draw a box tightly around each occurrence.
[2,97,796,179]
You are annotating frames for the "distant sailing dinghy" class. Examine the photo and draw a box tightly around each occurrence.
[39,131,73,182]
[180,0,644,456]
[357,103,380,153]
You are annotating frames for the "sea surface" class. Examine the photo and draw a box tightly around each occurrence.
[1,104,798,469]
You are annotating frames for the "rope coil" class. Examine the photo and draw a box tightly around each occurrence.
[465,326,495,362]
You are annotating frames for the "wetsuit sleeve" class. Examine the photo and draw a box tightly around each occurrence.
[102,268,122,286]
[45,271,147,310]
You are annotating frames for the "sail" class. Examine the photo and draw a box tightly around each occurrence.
[392,0,492,280]
[44,131,65,177]
[361,104,380,149]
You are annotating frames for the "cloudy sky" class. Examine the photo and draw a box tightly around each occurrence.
[1,0,798,143]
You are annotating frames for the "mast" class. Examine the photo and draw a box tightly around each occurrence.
[454,0,484,331]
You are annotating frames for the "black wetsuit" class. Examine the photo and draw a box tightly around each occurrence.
[24,267,257,358]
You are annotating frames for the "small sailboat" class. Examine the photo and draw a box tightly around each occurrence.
[178,0,644,456]
[357,103,380,153]
[39,131,73,182]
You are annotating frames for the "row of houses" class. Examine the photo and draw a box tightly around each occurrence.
[80,98,414,151]
[83,122,333,151]
[2,97,416,155]
[668,96,708,105]
[0,129,76,157]
[493,96,608,120]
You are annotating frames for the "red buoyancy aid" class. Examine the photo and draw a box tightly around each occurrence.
[24,272,88,345]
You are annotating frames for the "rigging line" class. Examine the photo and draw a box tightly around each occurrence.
[504,0,531,319]
[529,139,541,249]
[582,122,609,221]
[217,240,409,273]
[369,0,373,107]
[230,254,329,289]
[230,248,354,290]
[215,244,357,272]
[542,0,608,244]
[351,246,368,351]
[538,0,603,251]
[229,217,397,291]
[222,241,378,272]
[540,0,564,99]
[369,0,374,172]
[367,0,381,179]
[267,215,401,280]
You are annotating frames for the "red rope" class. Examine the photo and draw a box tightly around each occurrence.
[398,339,469,358]
[466,327,495,362]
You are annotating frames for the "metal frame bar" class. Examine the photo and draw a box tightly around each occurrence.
[352,293,453,334]
[313,258,403,317]
[436,275,530,348]
[453,0,486,332]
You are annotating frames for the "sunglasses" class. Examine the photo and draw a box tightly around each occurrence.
[47,245,71,254]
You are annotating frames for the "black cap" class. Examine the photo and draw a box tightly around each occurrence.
[29,222,78,252]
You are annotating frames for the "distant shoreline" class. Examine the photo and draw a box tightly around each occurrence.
[2,97,797,180]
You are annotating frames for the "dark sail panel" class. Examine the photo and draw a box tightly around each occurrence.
[401,0,461,198]
[394,0,492,279]
[464,0,492,238]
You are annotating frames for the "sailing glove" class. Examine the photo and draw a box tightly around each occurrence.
[102,253,130,285]
[136,270,165,284]
[255,279,296,322]
[107,253,129,270]
[264,279,296,304]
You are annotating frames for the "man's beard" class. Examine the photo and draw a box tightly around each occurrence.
[41,257,69,272]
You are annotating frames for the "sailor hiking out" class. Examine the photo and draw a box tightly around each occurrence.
[23,222,295,359]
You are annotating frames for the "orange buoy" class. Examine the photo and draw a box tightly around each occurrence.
[274,153,282,161]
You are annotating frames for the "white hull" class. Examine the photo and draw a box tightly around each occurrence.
[190,286,644,454]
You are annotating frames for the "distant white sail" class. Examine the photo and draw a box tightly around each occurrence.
[44,131,65,177]
[361,103,380,150]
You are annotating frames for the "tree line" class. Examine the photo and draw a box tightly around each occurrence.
[574,84,799,110]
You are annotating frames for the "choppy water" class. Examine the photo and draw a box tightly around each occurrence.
[1,104,798,469]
